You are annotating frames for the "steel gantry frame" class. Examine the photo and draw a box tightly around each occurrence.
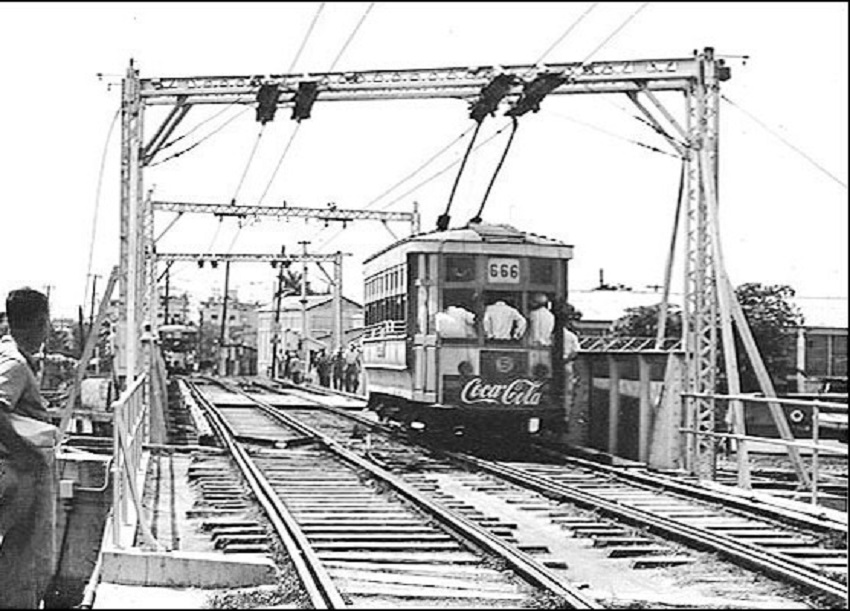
[119,48,807,483]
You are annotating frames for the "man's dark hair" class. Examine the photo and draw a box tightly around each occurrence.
[5,287,50,330]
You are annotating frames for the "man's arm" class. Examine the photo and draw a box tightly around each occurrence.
[0,403,44,471]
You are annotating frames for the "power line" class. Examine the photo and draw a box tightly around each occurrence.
[83,107,121,309]
[548,110,678,158]
[147,108,249,167]
[722,94,847,190]
[532,3,599,67]
[580,2,650,65]
[257,122,302,205]
[158,104,238,152]
[328,3,375,72]
[231,124,266,204]
[288,2,326,72]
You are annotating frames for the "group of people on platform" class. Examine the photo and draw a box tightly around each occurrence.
[278,343,362,394]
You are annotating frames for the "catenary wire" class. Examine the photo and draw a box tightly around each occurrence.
[722,94,847,190]
[147,108,249,167]
[288,2,326,73]
[531,3,599,68]
[258,2,374,205]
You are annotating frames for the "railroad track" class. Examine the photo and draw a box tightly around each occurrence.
[240,378,849,607]
[185,378,597,609]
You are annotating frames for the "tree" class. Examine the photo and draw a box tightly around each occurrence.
[732,282,803,393]
[612,303,683,339]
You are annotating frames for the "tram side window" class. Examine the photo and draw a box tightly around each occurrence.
[436,288,478,340]
[482,291,525,343]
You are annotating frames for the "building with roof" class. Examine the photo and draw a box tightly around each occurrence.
[256,294,364,376]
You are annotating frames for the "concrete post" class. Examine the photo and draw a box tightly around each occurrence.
[607,355,620,456]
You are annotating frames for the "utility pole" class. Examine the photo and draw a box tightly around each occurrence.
[163,266,170,325]
[299,240,310,378]
[219,262,231,376]
[271,246,286,378]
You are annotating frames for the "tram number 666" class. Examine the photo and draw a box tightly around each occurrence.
[488,258,520,284]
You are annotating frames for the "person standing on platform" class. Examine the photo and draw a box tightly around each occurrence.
[0,287,57,609]
[332,349,345,390]
[343,344,361,393]
[562,322,580,420]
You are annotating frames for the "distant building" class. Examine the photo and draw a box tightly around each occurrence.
[199,289,261,374]
[569,288,847,393]
[256,295,364,377]
[157,290,191,326]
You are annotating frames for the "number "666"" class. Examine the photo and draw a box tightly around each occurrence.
[490,263,518,278]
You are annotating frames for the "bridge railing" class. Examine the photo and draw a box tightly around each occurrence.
[110,371,162,550]
[681,392,847,505]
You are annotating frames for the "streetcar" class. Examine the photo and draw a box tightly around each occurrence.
[159,323,199,374]
[361,221,573,439]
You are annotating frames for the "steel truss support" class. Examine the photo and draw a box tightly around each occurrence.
[154,252,347,265]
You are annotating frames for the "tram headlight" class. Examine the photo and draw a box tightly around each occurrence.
[458,360,474,376]
[532,363,550,379]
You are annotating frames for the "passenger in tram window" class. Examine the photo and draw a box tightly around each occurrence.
[435,305,477,339]
[483,294,527,341]
[0,287,56,609]
[528,292,555,346]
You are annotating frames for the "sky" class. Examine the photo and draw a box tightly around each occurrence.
[0,2,846,322]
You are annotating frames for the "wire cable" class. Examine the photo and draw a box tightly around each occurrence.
[722,94,847,190]
[362,125,476,210]
[231,124,266,204]
[579,2,650,65]
[82,107,121,309]
[257,122,302,205]
[289,2,326,73]
[328,3,375,72]
[259,3,373,205]
[532,3,599,67]
[158,104,239,152]
[549,110,678,158]
[147,108,249,167]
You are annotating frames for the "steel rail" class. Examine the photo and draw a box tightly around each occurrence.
[531,443,848,535]
[217,379,600,609]
[185,382,345,609]
[449,452,848,606]
[255,380,848,603]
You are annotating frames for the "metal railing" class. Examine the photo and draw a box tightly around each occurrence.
[580,335,683,352]
[110,371,162,549]
[682,392,848,505]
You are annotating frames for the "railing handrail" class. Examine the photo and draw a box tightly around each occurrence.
[683,391,848,413]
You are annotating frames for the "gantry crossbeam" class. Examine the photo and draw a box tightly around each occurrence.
[139,57,705,105]
[152,200,417,226]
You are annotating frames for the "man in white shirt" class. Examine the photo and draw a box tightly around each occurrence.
[563,324,580,420]
[528,293,555,346]
[435,305,476,339]
[483,300,527,340]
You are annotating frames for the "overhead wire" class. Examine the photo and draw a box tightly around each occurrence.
[328,3,374,72]
[288,2,326,73]
[531,2,599,68]
[722,94,847,190]
[147,108,249,167]
[158,104,240,152]
[82,107,121,310]
[258,2,374,206]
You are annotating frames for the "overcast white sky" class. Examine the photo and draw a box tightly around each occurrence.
[0,2,846,320]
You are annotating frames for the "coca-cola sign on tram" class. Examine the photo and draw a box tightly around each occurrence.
[444,350,551,408]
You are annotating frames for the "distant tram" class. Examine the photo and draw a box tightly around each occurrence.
[159,323,199,375]
[362,222,573,439]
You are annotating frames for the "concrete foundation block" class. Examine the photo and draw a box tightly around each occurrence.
[100,548,278,588]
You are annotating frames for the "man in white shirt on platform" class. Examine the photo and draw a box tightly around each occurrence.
[483,299,526,340]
